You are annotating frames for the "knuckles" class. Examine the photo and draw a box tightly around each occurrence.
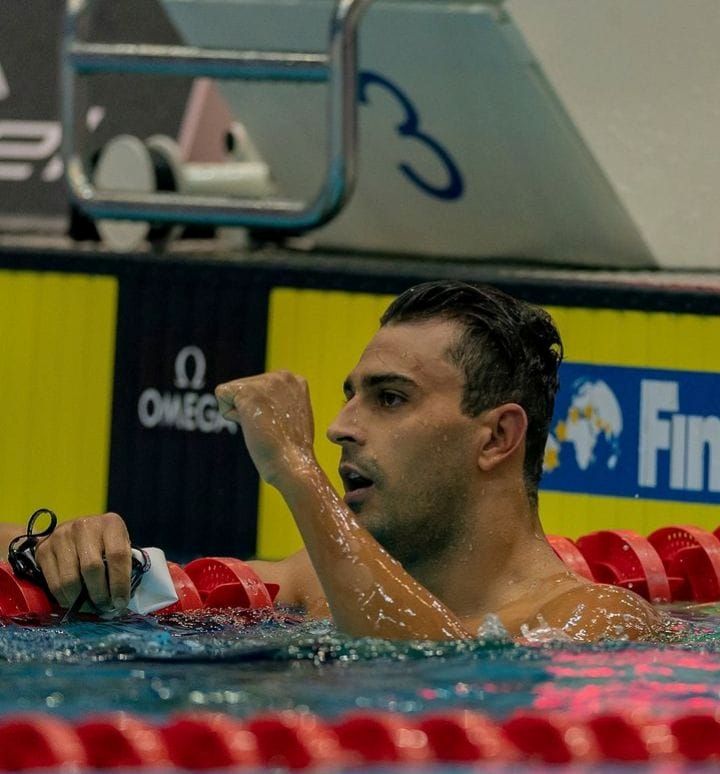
[105,546,131,564]
[57,571,81,591]
[216,371,306,397]
[79,559,105,577]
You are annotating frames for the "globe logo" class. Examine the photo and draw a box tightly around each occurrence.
[544,378,623,474]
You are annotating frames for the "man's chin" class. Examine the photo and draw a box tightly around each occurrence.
[342,485,376,514]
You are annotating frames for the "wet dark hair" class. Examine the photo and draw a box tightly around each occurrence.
[380,280,563,505]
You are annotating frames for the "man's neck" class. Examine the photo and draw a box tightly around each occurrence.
[405,485,565,621]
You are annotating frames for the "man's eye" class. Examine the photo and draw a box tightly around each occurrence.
[378,391,405,408]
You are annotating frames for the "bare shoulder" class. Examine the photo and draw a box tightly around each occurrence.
[537,582,662,642]
[247,549,329,616]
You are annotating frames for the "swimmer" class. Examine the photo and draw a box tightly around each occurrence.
[3,281,659,641]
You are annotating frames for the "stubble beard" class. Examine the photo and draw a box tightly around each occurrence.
[360,478,471,574]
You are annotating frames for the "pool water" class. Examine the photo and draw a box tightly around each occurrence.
[2,604,720,725]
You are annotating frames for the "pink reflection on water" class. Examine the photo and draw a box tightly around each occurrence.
[534,649,720,717]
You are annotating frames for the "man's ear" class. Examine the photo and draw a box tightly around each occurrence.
[476,403,528,473]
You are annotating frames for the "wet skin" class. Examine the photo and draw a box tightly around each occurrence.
[328,319,482,567]
[7,318,660,640]
[215,318,660,641]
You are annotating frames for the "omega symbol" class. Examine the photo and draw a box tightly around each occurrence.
[174,346,207,390]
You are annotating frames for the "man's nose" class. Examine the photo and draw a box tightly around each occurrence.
[327,401,364,446]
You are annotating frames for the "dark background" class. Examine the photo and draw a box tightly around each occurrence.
[0,0,190,220]
[107,265,269,560]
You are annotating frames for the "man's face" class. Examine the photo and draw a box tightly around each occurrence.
[326,319,480,566]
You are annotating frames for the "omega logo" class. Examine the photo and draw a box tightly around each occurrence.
[137,345,236,434]
[174,345,206,390]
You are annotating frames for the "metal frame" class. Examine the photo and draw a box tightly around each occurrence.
[61,0,374,232]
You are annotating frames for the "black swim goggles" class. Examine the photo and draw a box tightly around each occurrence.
[8,508,150,619]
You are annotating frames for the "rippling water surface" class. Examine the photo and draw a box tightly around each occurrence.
[2,604,720,723]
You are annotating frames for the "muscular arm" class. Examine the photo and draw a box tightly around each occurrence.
[217,373,469,641]
[246,549,329,618]
[274,463,468,639]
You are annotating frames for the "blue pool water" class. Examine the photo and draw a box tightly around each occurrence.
[2,604,720,725]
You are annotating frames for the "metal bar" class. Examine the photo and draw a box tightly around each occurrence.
[62,0,375,232]
[69,42,329,83]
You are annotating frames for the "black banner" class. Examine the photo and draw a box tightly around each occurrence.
[0,0,190,220]
[108,266,268,561]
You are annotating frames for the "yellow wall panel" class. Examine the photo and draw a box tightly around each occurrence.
[0,270,118,525]
[548,306,720,372]
[258,288,393,558]
[539,491,720,540]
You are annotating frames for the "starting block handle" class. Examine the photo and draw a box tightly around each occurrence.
[61,0,374,232]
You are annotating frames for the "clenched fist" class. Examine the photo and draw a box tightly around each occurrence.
[215,371,318,487]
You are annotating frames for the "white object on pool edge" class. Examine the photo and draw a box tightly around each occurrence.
[127,547,179,615]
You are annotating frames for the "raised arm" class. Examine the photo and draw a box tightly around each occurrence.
[216,371,469,640]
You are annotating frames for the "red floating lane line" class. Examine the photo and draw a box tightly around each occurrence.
[75,712,171,768]
[332,711,433,764]
[0,710,719,767]
[0,562,55,617]
[5,525,720,623]
[648,526,720,603]
[671,714,720,761]
[161,713,260,769]
[417,710,518,762]
[248,711,348,769]
[576,530,672,603]
[547,535,595,581]
[0,715,88,770]
[184,557,274,609]
[585,714,651,762]
[502,713,596,764]
[158,562,204,614]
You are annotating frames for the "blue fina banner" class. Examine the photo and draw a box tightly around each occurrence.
[544,363,720,506]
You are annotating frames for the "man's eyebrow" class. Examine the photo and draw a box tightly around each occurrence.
[343,373,418,394]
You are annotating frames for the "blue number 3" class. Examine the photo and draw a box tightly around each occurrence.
[358,71,465,202]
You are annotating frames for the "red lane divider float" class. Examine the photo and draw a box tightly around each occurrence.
[1,710,719,768]
[333,712,434,765]
[417,711,518,763]
[162,714,260,769]
[574,530,672,603]
[75,714,171,769]
[550,525,720,604]
[5,522,720,619]
[0,563,56,617]
[161,562,204,614]
[546,536,594,581]
[0,715,87,771]
[0,557,277,619]
[248,712,348,769]
[184,557,279,610]
[648,526,720,603]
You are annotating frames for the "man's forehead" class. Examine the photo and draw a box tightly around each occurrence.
[346,319,463,386]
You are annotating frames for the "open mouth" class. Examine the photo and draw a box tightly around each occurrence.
[344,471,374,492]
[340,466,375,506]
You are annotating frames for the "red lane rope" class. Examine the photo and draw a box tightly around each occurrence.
[4,524,720,618]
[0,709,717,768]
